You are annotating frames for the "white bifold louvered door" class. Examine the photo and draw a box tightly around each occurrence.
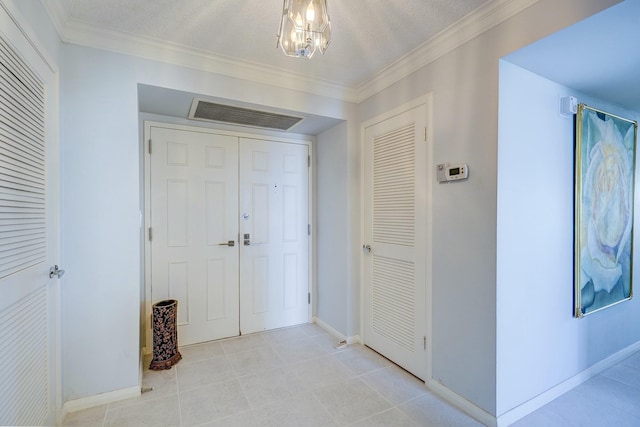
[0,6,59,426]
[363,102,430,380]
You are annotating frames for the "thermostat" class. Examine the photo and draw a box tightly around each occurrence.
[437,163,468,183]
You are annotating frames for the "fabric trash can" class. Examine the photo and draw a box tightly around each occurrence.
[149,299,182,370]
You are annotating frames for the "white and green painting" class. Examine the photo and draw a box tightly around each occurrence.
[575,104,637,317]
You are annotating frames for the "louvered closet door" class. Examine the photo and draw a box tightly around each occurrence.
[363,103,429,380]
[0,8,59,426]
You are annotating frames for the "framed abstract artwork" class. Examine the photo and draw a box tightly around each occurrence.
[575,104,638,317]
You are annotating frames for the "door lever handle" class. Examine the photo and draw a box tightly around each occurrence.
[49,265,65,279]
[218,240,235,247]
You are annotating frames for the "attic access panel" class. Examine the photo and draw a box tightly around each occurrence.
[189,99,304,131]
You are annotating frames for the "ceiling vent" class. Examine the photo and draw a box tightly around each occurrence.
[188,99,303,131]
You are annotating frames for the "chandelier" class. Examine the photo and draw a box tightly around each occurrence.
[277,0,331,58]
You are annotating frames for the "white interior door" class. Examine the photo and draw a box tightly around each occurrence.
[363,102,430,380]
[150,127,239,345]
[239,138,310,334]
[0,8,59,426]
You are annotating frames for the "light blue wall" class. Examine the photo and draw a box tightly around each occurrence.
[316,122,349,333]
[356,0,619,415]
[497,60,640,415]
[57,0,634,416]
[60,45,142,399]
[59,43,354,401]
[5,0,628,415]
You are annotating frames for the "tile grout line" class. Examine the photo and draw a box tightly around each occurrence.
[174,363,184,427]
[308,385,344,426]
[101,405,107,427]
[86,324,486,426]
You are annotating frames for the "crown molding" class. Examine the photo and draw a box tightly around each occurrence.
[46,9,359,103]
[39,0,537,105]
[355,0,540,102]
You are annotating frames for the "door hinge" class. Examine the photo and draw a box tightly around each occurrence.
[424,127,427,141]
[423,336,427,350]
[148,227,153,241]
[308,292,311,304]
[308,224,311,236]
[307,155,311,168]
[148,139,152,154]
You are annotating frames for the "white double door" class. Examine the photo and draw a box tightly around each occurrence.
[149,126,310,345]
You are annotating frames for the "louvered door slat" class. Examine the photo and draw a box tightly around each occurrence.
[0,60,45,112]
[0,43,44,103]
[0,114,44,154]
[0,79,45,133]
[0,64,44,112]
[0,13,53,426]
[373,124,415,247]
[0,168,45,189]
[0,221,44,232]
[0,199,44,211]
[0,159,45,184]
[0,288,49,426]
[372,256,415,352]
[0,255,45,278]
[0,33,45,281]
[0,174,44,192]
[370,123,417,352]
[0,128,44,167]
[0,141,45,173]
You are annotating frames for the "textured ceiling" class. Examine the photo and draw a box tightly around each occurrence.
[52,0,491,88]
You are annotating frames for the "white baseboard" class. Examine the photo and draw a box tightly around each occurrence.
[313,317,361,345]
[62,385,141,414]
[427,379,497,427]
[139,347,146,385]
[496,340,640,426]
[347,334,361,345]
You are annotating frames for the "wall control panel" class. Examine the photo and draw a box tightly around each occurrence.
[437,163,469,183]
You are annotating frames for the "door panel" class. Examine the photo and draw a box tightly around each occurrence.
[0,9,59,425]
[150,127,239,345]
[239,138,309,334]
[149,128,311,344]
[363,103,429,380]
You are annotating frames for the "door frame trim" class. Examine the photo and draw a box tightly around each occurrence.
[358,94,434,381]
[142,121,314,353]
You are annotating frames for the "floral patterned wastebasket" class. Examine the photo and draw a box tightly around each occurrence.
[149,299,182,370]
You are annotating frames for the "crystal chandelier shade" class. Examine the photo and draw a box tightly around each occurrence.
[277,0,331,58]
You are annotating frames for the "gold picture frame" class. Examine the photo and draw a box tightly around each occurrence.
[575,104,637,317]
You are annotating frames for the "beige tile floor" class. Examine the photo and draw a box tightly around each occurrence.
[61,323,640,426]
[61,323,481,426]
[512,349,640,427]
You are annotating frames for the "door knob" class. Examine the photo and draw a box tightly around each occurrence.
[218,240,235,247]
[363,244,372,253]
[49,265,65,279]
